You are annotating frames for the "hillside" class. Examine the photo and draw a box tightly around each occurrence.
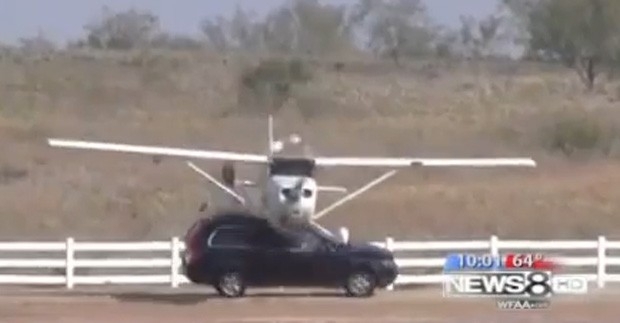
[1,49,620,241]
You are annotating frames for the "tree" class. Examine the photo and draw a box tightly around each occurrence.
[288,0,352,55]
[503,0,620,90]
[19,30,56,55]
[201,6,263,52]
[200,1,352,56]
[349,0,437,64]
[458,14,505,58]
[201,16,229,51]
[83,7,160,50]
[261,6,297,53]
[227,6,263,52]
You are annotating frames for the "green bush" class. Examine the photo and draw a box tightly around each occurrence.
[543,111,617,157]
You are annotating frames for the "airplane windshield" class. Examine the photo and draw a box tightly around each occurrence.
[269,158,315,176]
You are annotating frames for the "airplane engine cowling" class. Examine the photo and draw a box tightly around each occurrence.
[263,175,317,231]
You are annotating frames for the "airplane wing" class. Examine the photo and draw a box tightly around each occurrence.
[47,138,270,163]
[313,157,536,167]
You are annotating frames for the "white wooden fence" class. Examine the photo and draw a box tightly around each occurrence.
[0,235,617,290]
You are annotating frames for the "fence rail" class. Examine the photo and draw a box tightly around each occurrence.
[0,235,617,290]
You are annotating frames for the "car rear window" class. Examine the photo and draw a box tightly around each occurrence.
[208,226,255,248]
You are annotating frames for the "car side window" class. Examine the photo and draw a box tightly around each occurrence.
[208,226,254,248]
[245,226,330,251]
[252,226,292,249]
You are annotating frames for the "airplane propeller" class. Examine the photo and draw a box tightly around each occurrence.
[221,161,235,188]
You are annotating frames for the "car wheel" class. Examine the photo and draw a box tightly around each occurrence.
[215,271,246,298]
[344,270,376,297]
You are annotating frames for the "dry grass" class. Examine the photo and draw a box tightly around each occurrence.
[2,49,620,241]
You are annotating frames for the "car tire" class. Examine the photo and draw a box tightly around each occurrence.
[344,270,377,297]
[215,271,246,298]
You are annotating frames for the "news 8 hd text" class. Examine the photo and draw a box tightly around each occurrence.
[443,271,588,298]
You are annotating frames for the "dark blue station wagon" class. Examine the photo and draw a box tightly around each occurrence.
[182,212,398,297]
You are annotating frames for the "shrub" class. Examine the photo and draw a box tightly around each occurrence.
[0,165,28,185]
[542,110,618,157]
[237,58,313,114]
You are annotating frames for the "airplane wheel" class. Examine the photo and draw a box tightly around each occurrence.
[215,271,246,298]
[344,270,376,297]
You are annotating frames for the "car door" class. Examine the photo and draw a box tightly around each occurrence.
[205,225,266,285]
[249,225,302,286]
[274,230,339,287]
[284,231,352,287]
[306,241,350,286]
[280,238,318,287]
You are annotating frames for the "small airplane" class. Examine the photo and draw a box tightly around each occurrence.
[46,115,537,238]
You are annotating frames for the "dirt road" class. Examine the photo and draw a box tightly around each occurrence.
[0,287,618,322]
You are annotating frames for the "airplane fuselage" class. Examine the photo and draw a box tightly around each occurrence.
[261,157,318,227]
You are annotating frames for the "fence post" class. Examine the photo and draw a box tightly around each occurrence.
[171,236,181,288]
[490,235,499,257]
[385,236,394,291]
[597,236,606,288]
[65,237,75,289]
